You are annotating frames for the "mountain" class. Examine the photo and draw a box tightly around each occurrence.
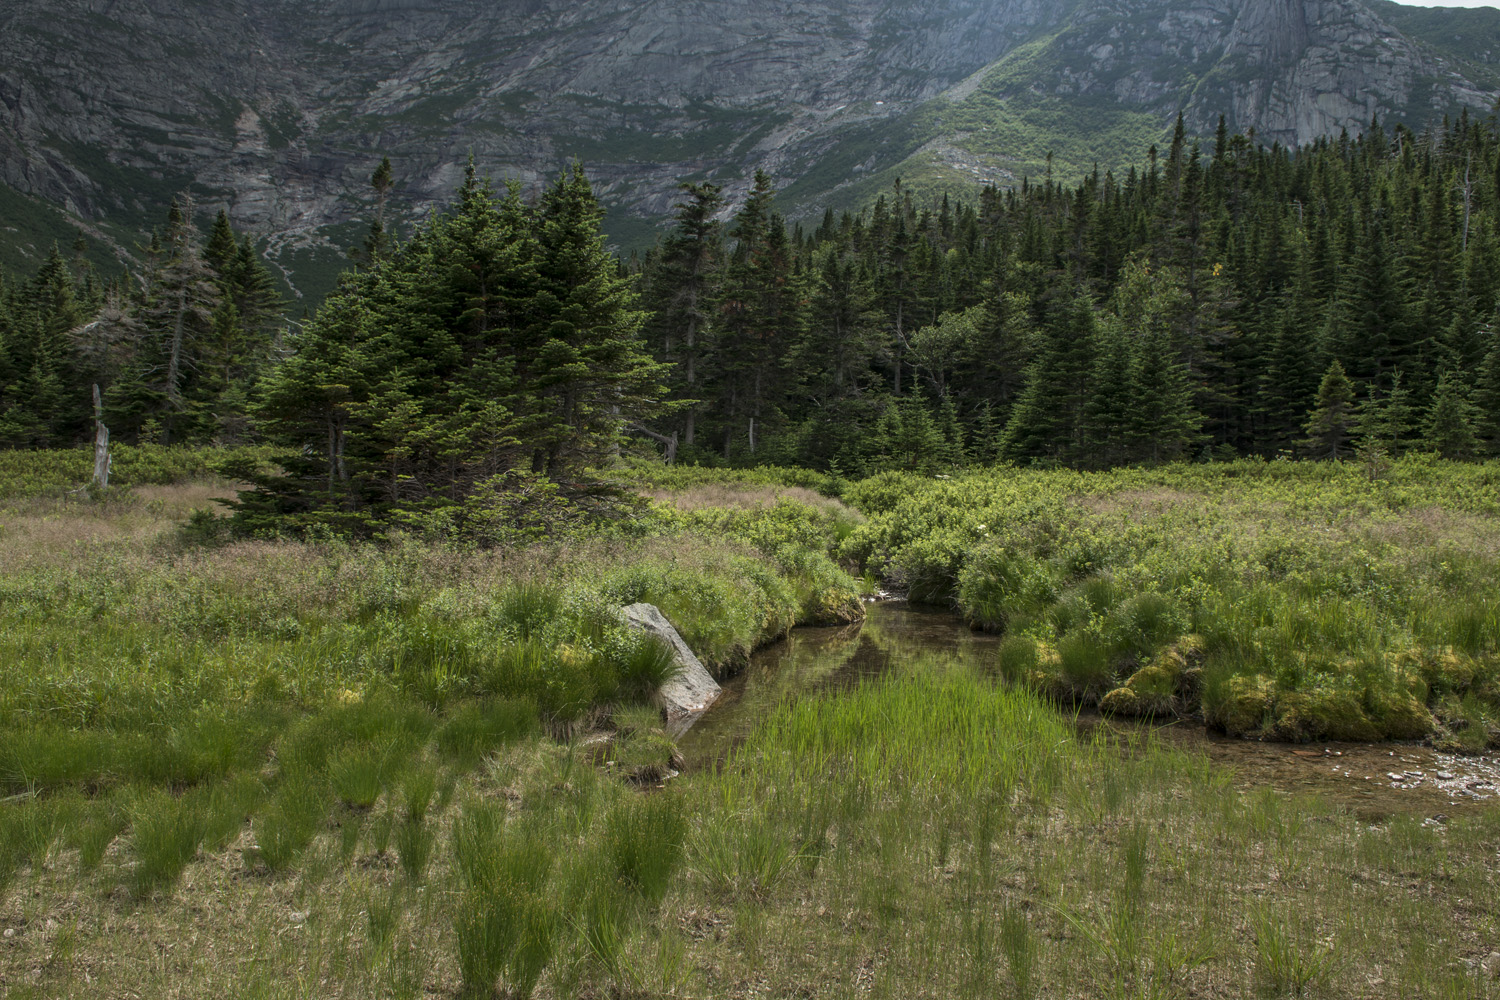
[1,0,1498,297]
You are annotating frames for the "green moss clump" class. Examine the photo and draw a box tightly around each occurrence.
[1208,674,1274,737]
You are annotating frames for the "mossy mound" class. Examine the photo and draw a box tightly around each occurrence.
[1208,674,1274,736]
[1269,687,1383,742]
[1099,686,1141,716]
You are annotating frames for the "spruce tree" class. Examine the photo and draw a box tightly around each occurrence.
[1303,360,1357,460]
[640,182,724,452]
[1474,326,1500,455]
[1355,370,1415,457]
[1128,326,1201,463]
[532,164,667,474]
[1001,292,1098,464]
[1422,372,1480,459]
[238,161,663,537]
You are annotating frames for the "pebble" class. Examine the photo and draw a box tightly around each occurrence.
[2,928,13,939]
[1387,773,1405,782]
[1437,772,1456,781]
[1482,951,1500,977]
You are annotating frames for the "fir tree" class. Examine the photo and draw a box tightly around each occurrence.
[640,182,724,452]
[1355,370,1415,457]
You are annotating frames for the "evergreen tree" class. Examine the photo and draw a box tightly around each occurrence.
[1303,360,1357,460]
[1001,292,1097,464]
[532,164,668,474]
[1355,370,1415,457]
[1127,325,1202,463]
[237,162,663,537]
[1474,325,1500,455]
[640,182,724,453]
[1422,371,1480,459]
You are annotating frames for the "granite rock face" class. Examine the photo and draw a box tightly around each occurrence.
[1,0,1495,289]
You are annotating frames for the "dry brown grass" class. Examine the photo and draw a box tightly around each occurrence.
[645,483,858,519]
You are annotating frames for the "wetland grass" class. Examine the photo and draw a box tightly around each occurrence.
[1,459,1498,997]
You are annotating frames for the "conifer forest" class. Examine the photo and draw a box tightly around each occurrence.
[5,117,1500,494]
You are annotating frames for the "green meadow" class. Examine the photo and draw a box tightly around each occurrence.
[0,450,1497,999]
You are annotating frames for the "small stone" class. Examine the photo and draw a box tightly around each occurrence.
[289,911,309,924]
[2,928,13,939]
[1387,773,1405,782]
[1437,772,1456,781]
[1482,951,1500,977]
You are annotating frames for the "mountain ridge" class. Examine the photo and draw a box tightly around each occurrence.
[2,0,1498,296]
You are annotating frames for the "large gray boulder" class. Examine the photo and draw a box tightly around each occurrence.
[622,604,721,737]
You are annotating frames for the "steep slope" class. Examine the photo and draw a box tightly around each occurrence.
[855,0,1500,210]
[0,0,1497,295]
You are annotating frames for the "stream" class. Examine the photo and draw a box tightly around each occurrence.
[677,602,1500,822]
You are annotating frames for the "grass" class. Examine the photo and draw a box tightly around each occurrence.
[842,459,1500,744]
[0,453,1497,997]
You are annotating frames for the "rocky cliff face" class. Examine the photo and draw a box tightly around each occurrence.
[1028,0,1493,147]
[1,0,1496,292]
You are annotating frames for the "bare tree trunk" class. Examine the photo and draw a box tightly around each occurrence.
[1462,155,1474,255]
[632,424,679,464]
[91,385,111,489]
[166,284,187,408]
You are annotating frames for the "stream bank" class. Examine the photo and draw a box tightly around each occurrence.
[678,601,1500,820]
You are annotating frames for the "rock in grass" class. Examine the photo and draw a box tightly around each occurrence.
[622,604,721,737]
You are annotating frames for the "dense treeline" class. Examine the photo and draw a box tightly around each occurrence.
[0,205,280,448]
[5,112,1500,504]
[638,113,1500,470]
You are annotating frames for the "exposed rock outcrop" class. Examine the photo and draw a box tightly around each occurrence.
[622,603,722,737]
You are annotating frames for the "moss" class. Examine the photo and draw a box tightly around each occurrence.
[1366,690,1437,741]
[1122,663,1178,715]
[1270,686,1382,743]
[1209,674,1274,736]
[1099,686,1141,716]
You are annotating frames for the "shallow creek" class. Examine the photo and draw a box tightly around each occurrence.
[677,601,1500,822]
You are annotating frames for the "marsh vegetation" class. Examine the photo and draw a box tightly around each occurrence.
[0,451,1497,998]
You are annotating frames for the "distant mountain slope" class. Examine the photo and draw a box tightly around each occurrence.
[0,0,1496,296]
